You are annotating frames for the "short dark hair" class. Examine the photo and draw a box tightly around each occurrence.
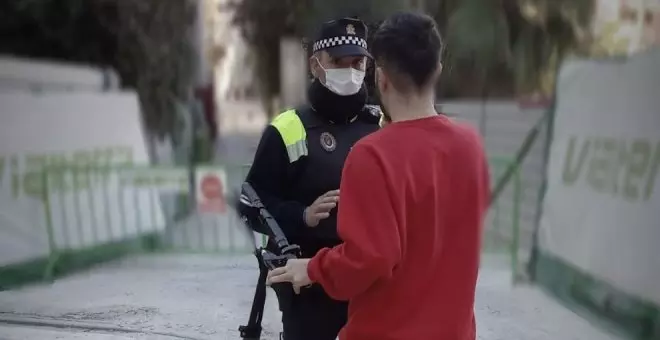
[371,12,443,92]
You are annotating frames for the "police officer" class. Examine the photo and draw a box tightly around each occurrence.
[242,17,379,340]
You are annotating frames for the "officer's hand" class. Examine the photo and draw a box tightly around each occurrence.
[304,190,339,227]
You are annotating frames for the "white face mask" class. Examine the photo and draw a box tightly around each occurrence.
[316,57,365,96]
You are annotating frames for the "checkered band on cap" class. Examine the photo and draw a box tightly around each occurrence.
[312,36,368,52]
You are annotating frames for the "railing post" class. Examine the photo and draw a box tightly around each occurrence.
[511,161,522,284]
[492,158,501,238]
[41,167,58,282]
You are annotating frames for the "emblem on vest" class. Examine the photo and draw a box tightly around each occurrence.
[320,132,337,152]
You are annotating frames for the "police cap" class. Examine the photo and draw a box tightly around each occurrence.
[312,17,372,59]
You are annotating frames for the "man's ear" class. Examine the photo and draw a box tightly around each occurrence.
[375,67,387,93]
[435,62,443,79]
[309,56,318,78]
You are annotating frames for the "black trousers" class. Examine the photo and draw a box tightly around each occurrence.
[275,284,348,340]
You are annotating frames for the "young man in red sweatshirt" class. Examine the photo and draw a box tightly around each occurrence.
[267,11,490,340]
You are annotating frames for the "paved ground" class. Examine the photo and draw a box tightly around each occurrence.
[0,253,621,340]
[0,100,622,339]
[0,324,170,340]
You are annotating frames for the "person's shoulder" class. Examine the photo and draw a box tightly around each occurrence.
[270,106,309,131]
[267,107,312,147]
[271,106,304,123]
[345,136,383,169]
[448,116,483,141]
[440,116,486,157]
[351,122,393,154]
[430,114,479,138]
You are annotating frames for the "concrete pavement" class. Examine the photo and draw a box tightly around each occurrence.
[0,323,174,340]
[0,254,621,340]
[2,98,615,340]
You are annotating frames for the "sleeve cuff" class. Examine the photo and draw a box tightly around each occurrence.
[307,250,326,283]
[288,203,307,230]
[301,206,308,227]
[276,202,308,238]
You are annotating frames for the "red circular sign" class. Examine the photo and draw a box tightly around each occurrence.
[201,175,223,200]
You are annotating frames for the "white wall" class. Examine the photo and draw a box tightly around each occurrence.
[538,48,660,304]
[0,92,162,266]
[0,56,119,93]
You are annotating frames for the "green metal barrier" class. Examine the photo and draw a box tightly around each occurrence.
[0,163,253,290]
[1,157,524,290]
[487,156,523,282]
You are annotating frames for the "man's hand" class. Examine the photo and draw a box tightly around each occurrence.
[266,259,312,294]
[304,190,339,227]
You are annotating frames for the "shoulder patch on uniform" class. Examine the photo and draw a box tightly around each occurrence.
[270,109,302,135]
[270,109,308,163]
[271,109,297,124]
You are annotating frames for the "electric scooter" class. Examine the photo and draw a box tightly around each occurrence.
[235,182,301,340]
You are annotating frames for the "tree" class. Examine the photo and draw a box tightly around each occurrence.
[108,0,198,143]
[510,0,595,96]
[1,0,201,155]
[439,0,512,98]
[432,0,596,98]
[230,0,406,117]
[429,0,595,98]
[0,0,117,67]
[228,0,597,104]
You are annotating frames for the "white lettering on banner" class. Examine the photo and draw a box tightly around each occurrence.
[561,137,659,202]
[0,147,134,199]
[538,49,660,305]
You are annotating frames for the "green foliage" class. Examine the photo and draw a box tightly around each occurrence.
[506,0,596,95]
[431,0,595,98]
[0,0,198,140]
[439,0,511,98]
[0,0,117,66]
[112,0,197,139]
[2,0,597,108]
[231,0,406,114]
[446,0,510,71]
[304,0,407,37]
[229,0,301,115]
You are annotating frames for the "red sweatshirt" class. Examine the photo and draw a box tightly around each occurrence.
[308,115,490,340]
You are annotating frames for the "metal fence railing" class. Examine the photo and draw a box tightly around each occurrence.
[42,157,522,260]
[442,101,550,282]
[41,163,252,251]
[486,156,523,282]
[0,164,251,289]
[1,155,524,289]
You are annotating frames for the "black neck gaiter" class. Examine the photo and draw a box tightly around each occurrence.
[307,79,367,124]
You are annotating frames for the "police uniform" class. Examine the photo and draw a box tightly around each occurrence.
[242,17,380,340]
